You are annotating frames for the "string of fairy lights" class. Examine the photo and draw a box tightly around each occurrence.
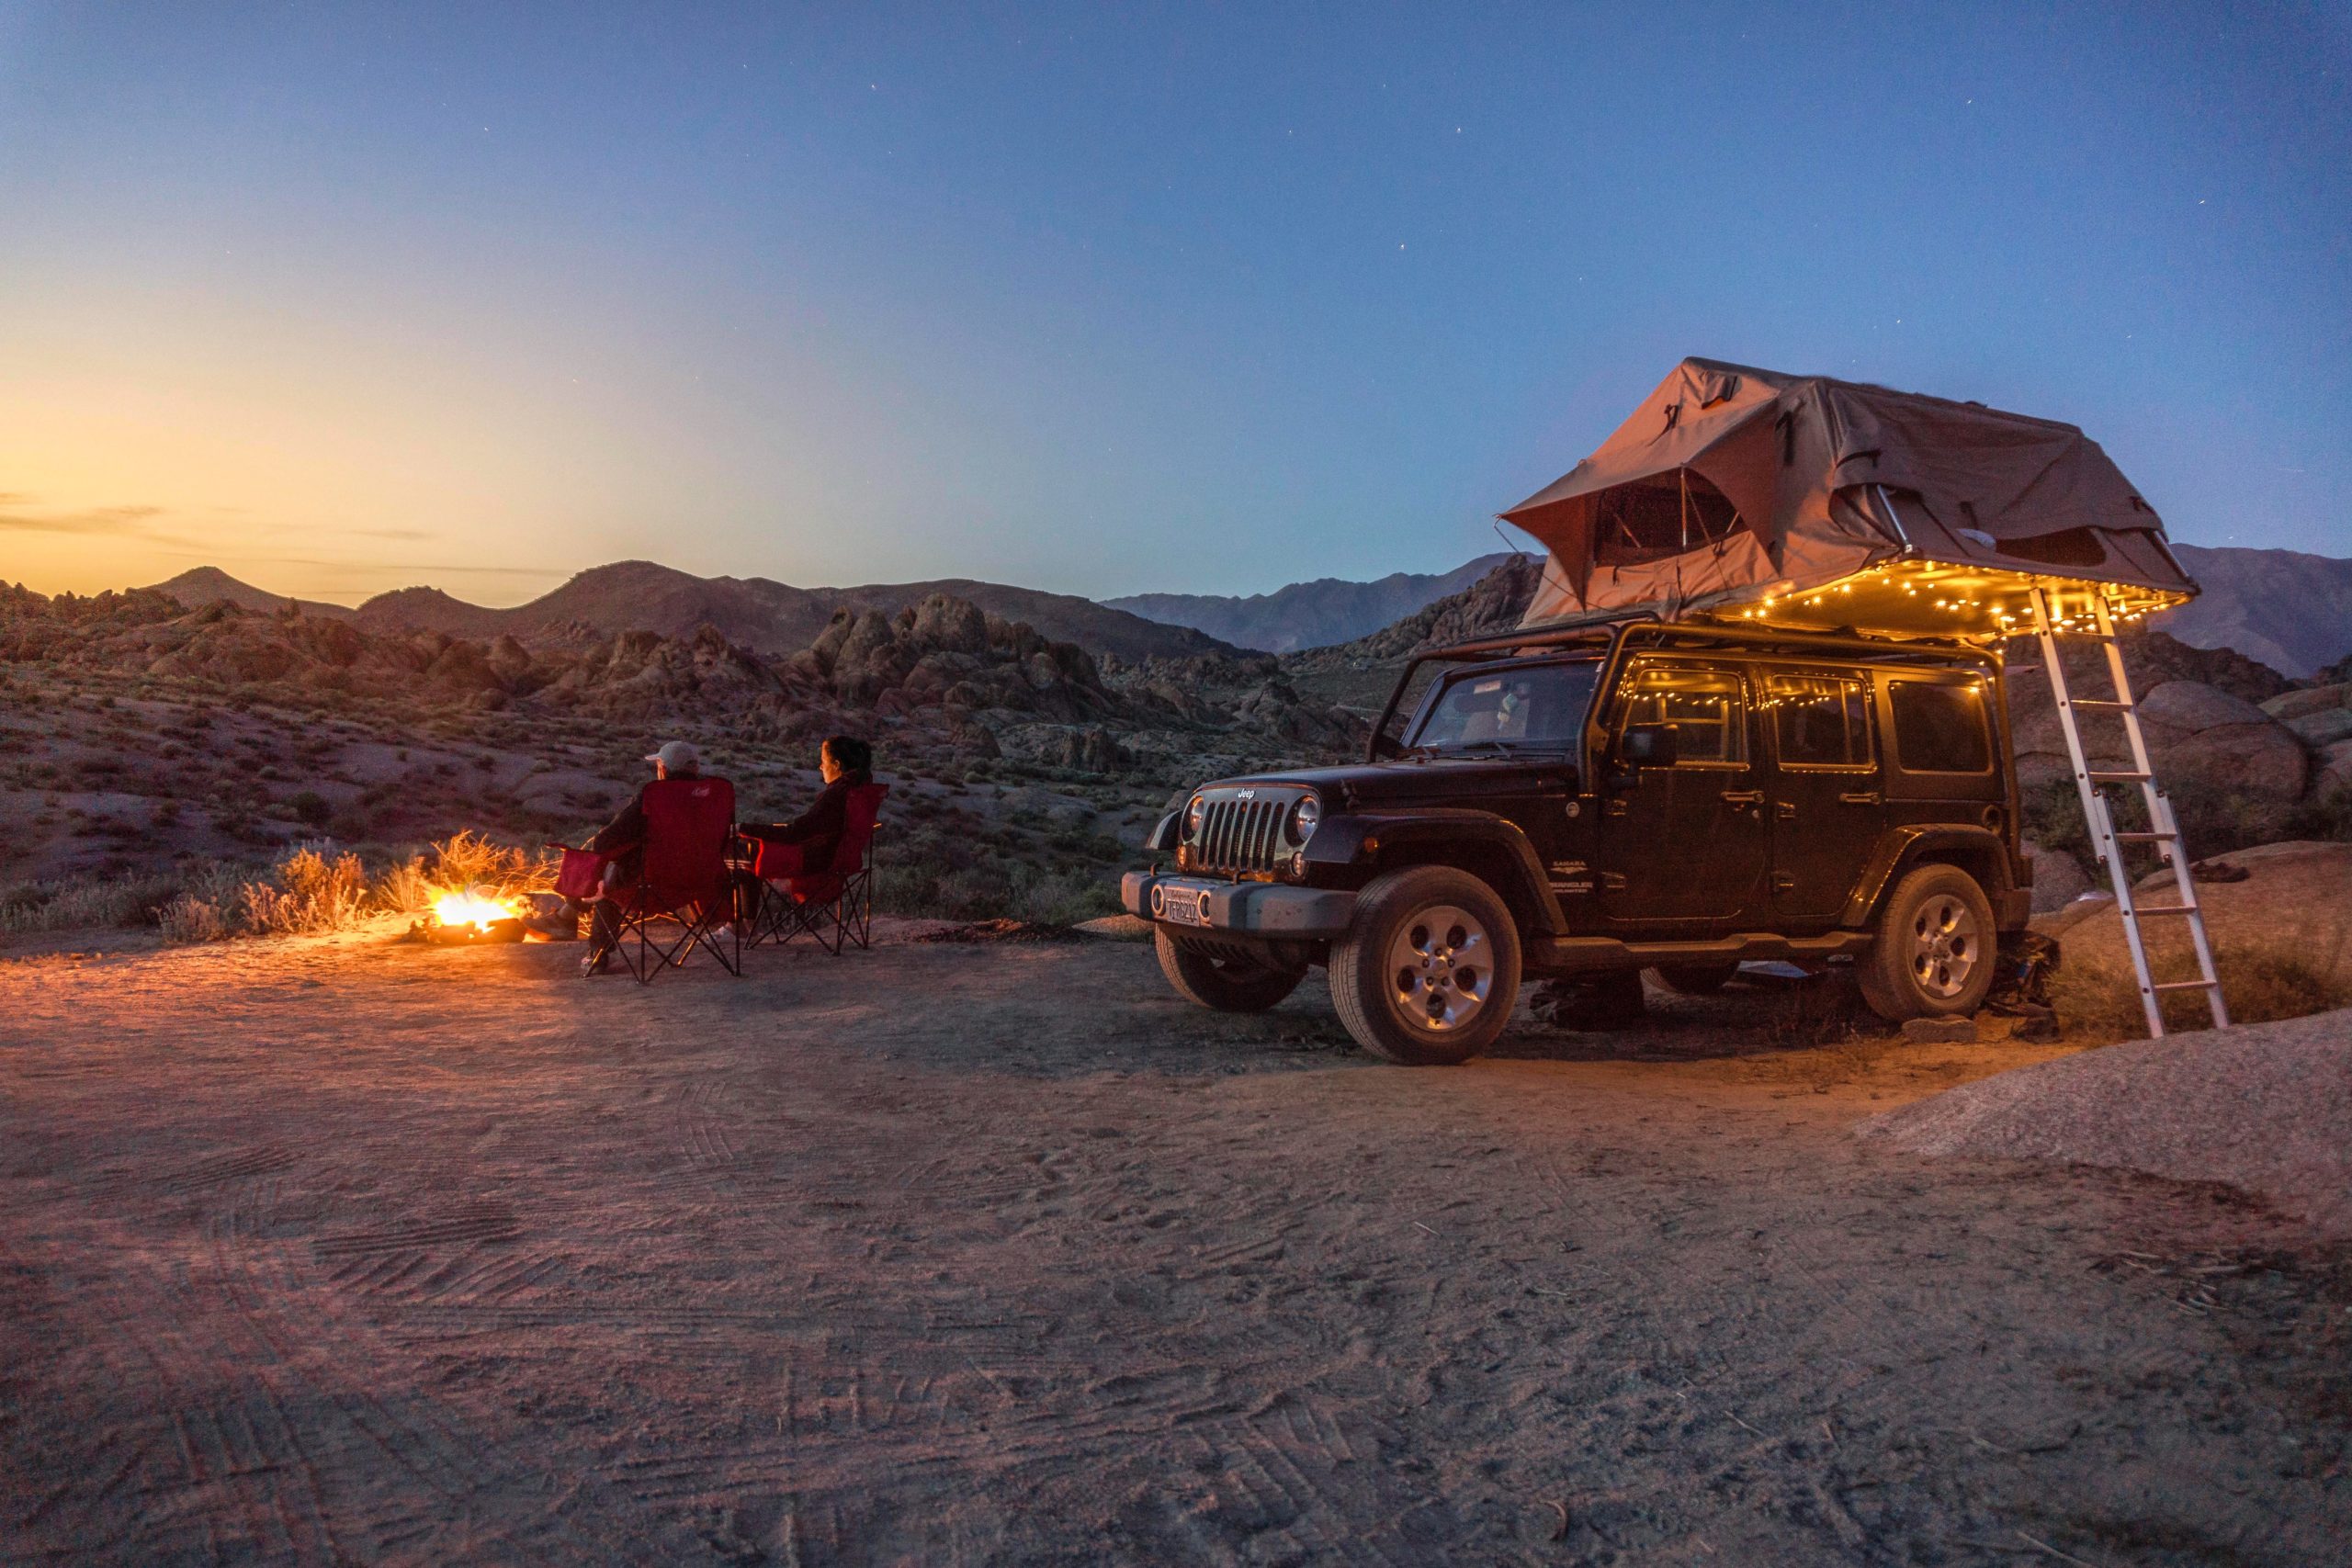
[1718,556,2186,643]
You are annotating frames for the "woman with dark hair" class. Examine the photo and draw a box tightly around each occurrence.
[736,736,875,877]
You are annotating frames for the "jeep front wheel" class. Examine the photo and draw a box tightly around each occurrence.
[1858,863,1996,1022]
[1155,929,1304,1013]
[1330,866,1521,1065]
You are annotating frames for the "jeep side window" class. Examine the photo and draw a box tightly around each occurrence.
[1768,673,1872,769]
[1889,679,1992,773]
[1614,664,1747,764]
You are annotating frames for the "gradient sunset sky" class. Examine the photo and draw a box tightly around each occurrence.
[4,3,2346,605]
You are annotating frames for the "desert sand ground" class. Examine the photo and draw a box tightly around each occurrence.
[3,924,2346,1566]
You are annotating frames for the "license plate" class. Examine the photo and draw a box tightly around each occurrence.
[1159,882,1212,927]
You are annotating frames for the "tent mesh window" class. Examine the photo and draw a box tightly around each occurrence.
[1593,471,1744,567]
[1996,527,2112,569]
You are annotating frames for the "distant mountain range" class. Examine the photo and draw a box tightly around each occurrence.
[153,561,1235,665]
[2155,546,2352,679]
[1103,555,1516,654]
[145,540,2352,676]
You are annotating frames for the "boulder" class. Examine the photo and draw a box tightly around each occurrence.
[2128,681,2310,803]
[947,716,1001,759]
[1050,726,1127,773]
[2260,682,2351,723]
[2153,720,2310,802]
[2318,739,2352,798]
[2021,838,2094,913]
[2285,707,2352,748]
[903,593,990,656]
[485,634,535,683]
[2136,680,2268,730]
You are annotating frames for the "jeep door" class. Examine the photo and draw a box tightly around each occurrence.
[1761,668,1886,923]
[1597,660,1769,928]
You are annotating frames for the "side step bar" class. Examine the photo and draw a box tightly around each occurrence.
[1528,931,1873,977]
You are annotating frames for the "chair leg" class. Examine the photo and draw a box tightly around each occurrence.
[818,894,846,956]
[754,884,790,949]
[616,909,701,984]
[693,906,742,976]
[849,871,874,950]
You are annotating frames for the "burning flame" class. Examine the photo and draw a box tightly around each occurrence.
[432,886,526,931]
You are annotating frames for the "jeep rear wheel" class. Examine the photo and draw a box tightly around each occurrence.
[1155,929,1304,1013]
[1858,863,1996,1022]
[1330,866,1521,1065]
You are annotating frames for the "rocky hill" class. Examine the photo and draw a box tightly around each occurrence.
[1280,555,1544,677]
[1,581,1359,778]
[348,561,1236,664]
[146,568,357,622]
[1106,553,1515,653]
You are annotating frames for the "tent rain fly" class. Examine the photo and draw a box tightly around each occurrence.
[1499,358,2199,641]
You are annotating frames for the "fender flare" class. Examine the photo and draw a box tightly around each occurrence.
[1842,825,2017,929]
[1305,809,1567,937]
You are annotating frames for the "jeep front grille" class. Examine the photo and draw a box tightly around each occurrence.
[1193,795,1293,878]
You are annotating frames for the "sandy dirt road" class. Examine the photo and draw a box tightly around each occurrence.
[2,924,2346,1566]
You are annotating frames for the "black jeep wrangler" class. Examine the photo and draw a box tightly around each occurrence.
[1123,617,2033,1064]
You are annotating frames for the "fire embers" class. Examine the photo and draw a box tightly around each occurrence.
[410,886,530,945]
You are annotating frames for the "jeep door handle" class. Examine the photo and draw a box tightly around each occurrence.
[1838,790,1883,806]
[1719,789,1764,807]
[1774,800,1797,820]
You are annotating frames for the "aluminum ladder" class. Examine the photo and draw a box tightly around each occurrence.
[2027,586,2227,1037]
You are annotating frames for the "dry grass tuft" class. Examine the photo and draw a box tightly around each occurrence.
[236,845,369,936]
[2052,937,2352,1043]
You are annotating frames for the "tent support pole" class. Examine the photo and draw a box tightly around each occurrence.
[1871,485,1915,553]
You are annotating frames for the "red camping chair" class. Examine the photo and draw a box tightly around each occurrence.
[582,775,741,984]
[745,783,888,955]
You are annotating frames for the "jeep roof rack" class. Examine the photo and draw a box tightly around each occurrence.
[1419,612,1993,670]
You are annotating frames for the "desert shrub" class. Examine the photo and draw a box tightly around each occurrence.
[157,895,232,943]
[2024,776,2290,878]
[2280,785,2352,843]
[288,789,333,827]
[238,845,368,935]
[872,822,1122,924]
[0,871,180,933]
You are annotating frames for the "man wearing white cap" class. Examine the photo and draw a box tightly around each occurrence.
[571,739,703,975]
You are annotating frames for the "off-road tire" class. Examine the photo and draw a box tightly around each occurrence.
[1649,963,1738,996]
[1155,928,1304,1013]
[1858,863,1997,1022]
[1330,865,1522,1065]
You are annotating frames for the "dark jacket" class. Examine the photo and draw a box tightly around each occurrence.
[585,784,654,862]
[740,769,873,872]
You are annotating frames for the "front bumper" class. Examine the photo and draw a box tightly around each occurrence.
[1120,873,1357,938]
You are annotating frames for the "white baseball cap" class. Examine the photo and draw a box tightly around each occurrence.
[645,739,700,773]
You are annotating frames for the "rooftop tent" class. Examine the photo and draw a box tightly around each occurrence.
[1499,358,2199,640]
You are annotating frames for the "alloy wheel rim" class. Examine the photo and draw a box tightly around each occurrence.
[1908,896,1979,999]
[1386,904,1491,1032]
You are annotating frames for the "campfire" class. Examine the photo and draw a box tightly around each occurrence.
[411,885,532,945]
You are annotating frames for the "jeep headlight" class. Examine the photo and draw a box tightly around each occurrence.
[1288,794,1320,845]
[1185,794,1207,838]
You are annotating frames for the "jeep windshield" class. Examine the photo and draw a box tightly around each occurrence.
[1403,658,1600,755]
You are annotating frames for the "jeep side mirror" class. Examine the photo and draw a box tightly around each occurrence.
[1369,732,1403,761]
[1621,723,1679,769]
